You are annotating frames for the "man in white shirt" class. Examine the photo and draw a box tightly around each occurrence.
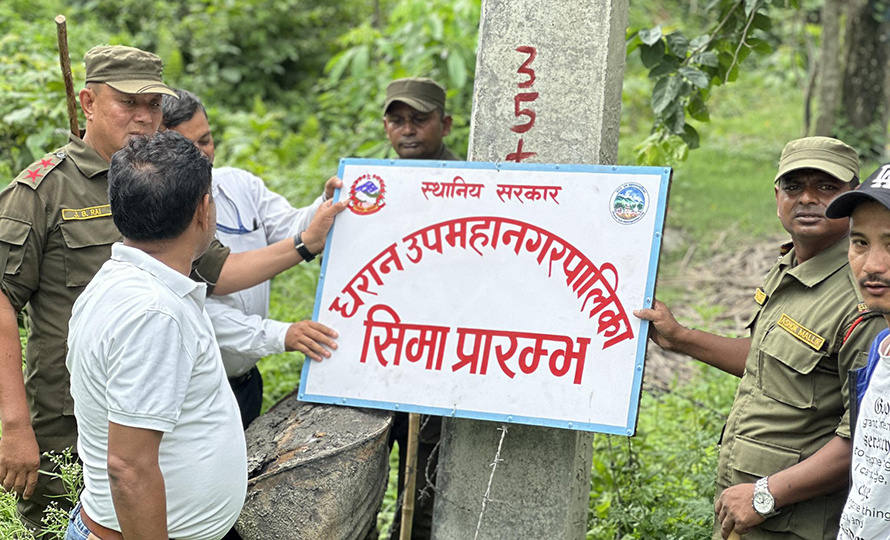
[162,89,340,427]
[65,131,344,540]
[825,164,890,540]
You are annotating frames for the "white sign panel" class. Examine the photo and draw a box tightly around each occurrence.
[300,159,670,435]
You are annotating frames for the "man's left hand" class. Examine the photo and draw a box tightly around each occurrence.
[715,483,764,539]
[324,176,343,201]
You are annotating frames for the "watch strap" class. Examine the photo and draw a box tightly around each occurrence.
[294,232,316,262]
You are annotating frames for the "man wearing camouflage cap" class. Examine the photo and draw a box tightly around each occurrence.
[635,137,884,539]
[0,45,343,533]
[383,77,458,161]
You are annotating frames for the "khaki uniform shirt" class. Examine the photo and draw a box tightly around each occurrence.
[0,135,230,453]
[714,239,883,540]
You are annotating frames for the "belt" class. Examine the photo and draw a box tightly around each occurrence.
[81,506,177,540]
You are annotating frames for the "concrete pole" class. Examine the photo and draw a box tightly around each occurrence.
[431,1,630,538]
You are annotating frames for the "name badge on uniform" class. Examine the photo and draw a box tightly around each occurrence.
[777,313,825,351]
[61,205,112,221]
[754,288,767,306]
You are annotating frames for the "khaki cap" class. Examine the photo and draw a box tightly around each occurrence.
[384,78,446,114]
[774,136,859,183]
[84,45,177,97]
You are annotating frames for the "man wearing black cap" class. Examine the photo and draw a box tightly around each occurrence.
[825,165,890,540]
[383,77,458,161]
[636,137,885,539]
[0,45,343,532]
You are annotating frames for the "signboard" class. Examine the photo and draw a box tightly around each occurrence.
[299,159,670,435]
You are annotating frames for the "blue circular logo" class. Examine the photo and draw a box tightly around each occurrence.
[610,183,649,225]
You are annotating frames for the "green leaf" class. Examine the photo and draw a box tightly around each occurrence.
[689,34,710,49]
[652,76,680,114]
[693,51,719,67]
[679,66,709,89]
[3,107,32,124]
[447,51,467,90]
[681,124,700,149]
[220,67,242,84]
[744,0,759,16]
[648,56,679,78]
[747,38,772,55]
[668,107,685,134]
[752,13,772,31]
[350,45,369,77]
[325,48,356,84]
[640,41,666,69]
[428,14,444,41]
[688,94,710,122]
[638,26,663,46]
[665,32,689,58]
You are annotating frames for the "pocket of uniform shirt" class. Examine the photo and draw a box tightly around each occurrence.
[59,218,121,287]
[758,324,826,409]
[0,217,31,275]
[730,435,800,532]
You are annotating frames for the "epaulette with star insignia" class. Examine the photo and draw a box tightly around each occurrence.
[14,151,67,190]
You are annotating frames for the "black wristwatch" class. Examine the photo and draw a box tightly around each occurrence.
[293,231,316,262]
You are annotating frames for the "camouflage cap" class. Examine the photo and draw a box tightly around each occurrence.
[384,78,446,114]
[774,136,859,183]
[84,45,177,97]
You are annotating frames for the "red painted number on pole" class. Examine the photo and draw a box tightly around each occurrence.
[516,46,537,89]
[506,138,536,162]
[511,92,539,134]
[506,46,538,162]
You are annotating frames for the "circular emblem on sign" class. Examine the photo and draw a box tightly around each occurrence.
[348,174,386,216]
[610,183,649,225]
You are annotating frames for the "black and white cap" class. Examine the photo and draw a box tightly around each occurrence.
[826,164,890,218]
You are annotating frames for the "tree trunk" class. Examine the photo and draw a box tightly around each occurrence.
[839,0,890,157]
[814,0,841,136]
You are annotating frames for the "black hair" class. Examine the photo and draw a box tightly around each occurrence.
[161,88,207,129]
[109,131,212,241]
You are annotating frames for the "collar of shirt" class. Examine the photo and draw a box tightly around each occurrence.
[779,236,849,288]
[110,243,207,307]
[66,134,110,179]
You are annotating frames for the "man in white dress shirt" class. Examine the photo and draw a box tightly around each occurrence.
[163,89,340,427]
[65,131,342,540]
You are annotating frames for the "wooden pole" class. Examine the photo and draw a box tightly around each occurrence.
[55,15,80,137]
[399,413,421,540]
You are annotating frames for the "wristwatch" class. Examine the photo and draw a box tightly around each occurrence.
[293,231,316,262]
[752,476,780,518]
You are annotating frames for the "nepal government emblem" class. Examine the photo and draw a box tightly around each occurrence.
[610,183,649,225]
[348,174,386,216]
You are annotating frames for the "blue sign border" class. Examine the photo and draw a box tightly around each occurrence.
[300,158,671,435]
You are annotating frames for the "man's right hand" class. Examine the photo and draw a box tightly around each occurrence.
[285,320,339,361]
[633,299,688,352]
[0,424,40,499]
[302,199,348,256]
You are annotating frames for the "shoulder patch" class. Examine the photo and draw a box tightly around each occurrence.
[858,302,870,314]
[754,287,767,306]
[14,152,66,190]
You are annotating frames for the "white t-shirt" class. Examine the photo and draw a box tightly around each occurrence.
[67,243,247,540]
[207,167,323,377]
[838,334,890,540]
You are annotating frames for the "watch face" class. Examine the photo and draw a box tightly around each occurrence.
[753,492,773,513]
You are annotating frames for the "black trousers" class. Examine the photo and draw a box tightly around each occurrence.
[229,366,263,429]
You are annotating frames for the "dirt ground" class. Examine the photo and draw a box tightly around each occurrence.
[642,231,788,391]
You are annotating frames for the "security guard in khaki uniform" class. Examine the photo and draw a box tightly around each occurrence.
[635,137,884,540]
[0,45,342,533]
[381,78,460,540]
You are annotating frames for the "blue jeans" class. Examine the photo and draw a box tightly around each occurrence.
[64,502,97,540]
